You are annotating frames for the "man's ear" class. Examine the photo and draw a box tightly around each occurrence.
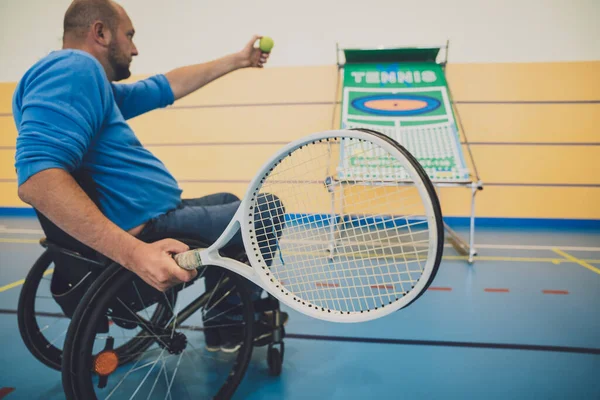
[92,21,112,46]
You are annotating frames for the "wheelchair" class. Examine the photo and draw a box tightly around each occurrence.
[17,186,286,399]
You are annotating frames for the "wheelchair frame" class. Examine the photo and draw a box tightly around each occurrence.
[18,213,288,398]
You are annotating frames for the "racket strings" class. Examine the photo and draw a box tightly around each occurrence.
[252,195,430,263]
[255,215,429,252]
[252,137,431,313]
[265,140,405,183]
[258,146,422,310]
[251,184,428,249]
[258,227,426,310]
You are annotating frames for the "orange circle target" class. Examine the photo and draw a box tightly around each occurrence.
[363,99,428,111]
[351,94,441,116]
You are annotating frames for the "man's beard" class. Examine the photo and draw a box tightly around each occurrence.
[108,42,131,81]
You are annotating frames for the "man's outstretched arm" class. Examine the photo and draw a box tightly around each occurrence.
[165,35,269,101]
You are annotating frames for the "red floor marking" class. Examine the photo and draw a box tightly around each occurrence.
[484,288,510,293]
[543,290,569,295]
[315,282,339,288]
[0,388,15,399]
[371,285,394,290]
[428,287,452,291]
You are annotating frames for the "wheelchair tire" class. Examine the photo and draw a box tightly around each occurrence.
[62,241,255,400]
[18,249,173,371]
[267,346,282,377]
[18,249,64,370]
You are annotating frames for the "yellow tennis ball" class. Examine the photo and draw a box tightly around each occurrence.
[259,36,274,53]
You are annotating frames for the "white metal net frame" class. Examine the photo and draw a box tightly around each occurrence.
[333,42,482,263]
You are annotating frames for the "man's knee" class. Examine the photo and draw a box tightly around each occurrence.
[219,192,240,203]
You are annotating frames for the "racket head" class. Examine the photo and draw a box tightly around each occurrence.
[238,129,443,322]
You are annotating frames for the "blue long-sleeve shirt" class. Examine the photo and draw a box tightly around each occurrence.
[13,49,182,230]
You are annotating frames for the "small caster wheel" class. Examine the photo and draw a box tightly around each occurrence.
[267,346,282,376]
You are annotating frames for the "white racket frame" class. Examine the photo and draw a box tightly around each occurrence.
[176,129,440,323]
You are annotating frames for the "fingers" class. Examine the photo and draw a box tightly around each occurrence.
[257,52,269,68]
[249,34,262,48]
[159,239,197,284]
[169,261,198,284]
[158,238,190,254]
[142,239,196,291]
[242,35,271,69]
[151,259,197,292]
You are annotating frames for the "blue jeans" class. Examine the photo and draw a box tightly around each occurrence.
[138,192,285,322]
[141,192,244,248]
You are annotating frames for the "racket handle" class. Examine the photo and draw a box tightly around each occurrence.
[173,249,203,271]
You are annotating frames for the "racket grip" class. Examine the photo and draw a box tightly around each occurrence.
[173,249,203,271]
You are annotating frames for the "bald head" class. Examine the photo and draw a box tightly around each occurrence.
[63,0,121,41]
[61,0,137,82]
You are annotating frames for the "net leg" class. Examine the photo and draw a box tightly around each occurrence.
[442,182,481,264]
[468,181,482,264]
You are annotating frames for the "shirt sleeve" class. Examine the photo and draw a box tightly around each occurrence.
[14,54,110,186]
[111,74,175,120]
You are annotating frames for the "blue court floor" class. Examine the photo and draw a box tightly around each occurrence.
[0,216,599,399]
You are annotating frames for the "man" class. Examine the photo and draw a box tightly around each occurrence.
[14,0,285,352]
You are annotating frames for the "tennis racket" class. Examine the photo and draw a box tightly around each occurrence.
[174,128,443,323]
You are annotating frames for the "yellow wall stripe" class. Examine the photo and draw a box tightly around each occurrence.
[3,103,599,147]
[455,103,600,144]
[3,145,598,185]
[2,61,599,219]
[2,181,598,219]
[445,62,600,101]
[2,61,599,114]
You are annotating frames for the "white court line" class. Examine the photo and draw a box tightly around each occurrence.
[475,244,600,252]
[0,226,44,235]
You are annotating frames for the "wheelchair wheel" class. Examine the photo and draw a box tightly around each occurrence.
[18,249,174,371]
[267,345,283,376]
[17,249,66,370]
[62,246,255,400]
